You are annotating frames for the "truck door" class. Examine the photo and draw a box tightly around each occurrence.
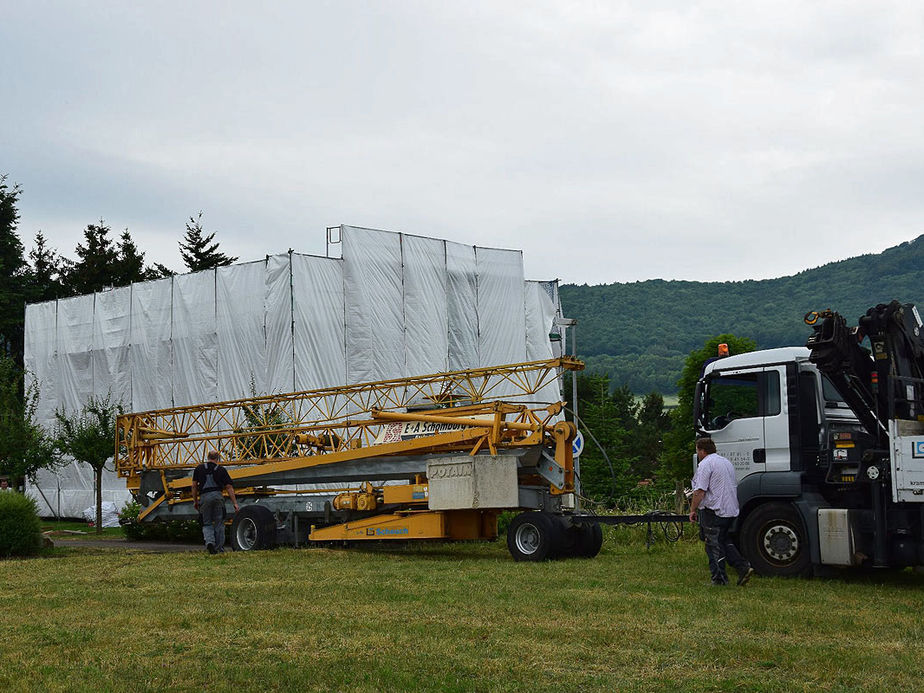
[761,365,788,472]
[698,367,786,479]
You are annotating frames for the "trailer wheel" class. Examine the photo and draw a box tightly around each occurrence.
[574,522,603,558]
[507,512,560,561]
[231,505,277,551]
[740,502,811,577]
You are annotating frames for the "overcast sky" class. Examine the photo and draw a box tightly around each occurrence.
[2,2,922,285]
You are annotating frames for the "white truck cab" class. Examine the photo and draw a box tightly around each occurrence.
[693,310,924,577]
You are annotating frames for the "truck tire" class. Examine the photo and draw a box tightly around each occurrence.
[740,502,811,577]
[574,521,603,558]
[507,511,561,561]
[231,505,277,551]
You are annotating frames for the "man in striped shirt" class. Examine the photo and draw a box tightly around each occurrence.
[689,437,754,586]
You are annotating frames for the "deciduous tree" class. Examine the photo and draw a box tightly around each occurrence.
[55,395,122,534]
[661,334,756,482]
[0,356,61,486]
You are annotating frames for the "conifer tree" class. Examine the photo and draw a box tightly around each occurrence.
[180,212,238,272]
[26,232,69,302]
[0,175,28,362]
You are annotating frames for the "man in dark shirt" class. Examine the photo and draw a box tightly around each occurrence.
[192,450,239,553]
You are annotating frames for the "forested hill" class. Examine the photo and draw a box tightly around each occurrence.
[559,234,924,395]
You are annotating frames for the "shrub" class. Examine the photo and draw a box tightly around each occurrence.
[119,501,202,542]
[0,492,43,557]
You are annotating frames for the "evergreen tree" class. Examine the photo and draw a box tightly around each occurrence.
[26,232,69,302]
[0,175,28,363]
[114,229,147,286]
[180,212,237,272]
[64,221,120,294]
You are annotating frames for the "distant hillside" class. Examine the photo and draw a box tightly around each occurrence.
[559,234,924,394]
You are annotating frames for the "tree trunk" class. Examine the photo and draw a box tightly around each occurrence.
[95,466,103,535]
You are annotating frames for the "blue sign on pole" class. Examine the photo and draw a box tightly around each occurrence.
[572,430,585,458]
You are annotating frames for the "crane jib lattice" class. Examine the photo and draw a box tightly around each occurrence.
[115,357,584,478]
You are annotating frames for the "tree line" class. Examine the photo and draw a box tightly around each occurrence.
[1,175,238,368]
[560,234,924,394]
[0,174,240,528]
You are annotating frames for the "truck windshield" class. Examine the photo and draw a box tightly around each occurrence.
[701,371,781,429]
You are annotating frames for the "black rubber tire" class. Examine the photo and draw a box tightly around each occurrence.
[554,516,579,558]
[739,502,811,577]
[507,512,560,562]
[574,522,603,558]
[230,505,277,551]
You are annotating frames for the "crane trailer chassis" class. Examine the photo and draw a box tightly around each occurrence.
[116,357,613,560]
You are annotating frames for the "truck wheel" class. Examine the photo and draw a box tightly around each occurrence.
[231,505,277,551]
[507,512,561,561]
[740,502,811,577]
[574,522,603,558]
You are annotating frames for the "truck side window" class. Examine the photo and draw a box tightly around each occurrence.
[705,371,780,429]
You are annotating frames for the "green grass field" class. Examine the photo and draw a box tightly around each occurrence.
[2,526,923,692]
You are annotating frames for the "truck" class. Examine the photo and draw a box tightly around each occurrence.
[116,356,610,561]
[694,300,924,575]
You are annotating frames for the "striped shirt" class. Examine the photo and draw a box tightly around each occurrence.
[692,453,740,518]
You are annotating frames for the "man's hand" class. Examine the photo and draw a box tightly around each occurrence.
[688,509,697,523]
[233,502,239,512]
[194,500,199,511]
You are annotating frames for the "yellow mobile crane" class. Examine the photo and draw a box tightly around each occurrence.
[115,357,601,560]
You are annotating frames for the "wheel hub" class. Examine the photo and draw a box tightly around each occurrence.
[763,524,799,562]
[514,523,541,555]
[236,517,258,550]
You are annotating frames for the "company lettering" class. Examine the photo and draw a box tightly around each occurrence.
[430,465,473,479]
[376,527,409,536]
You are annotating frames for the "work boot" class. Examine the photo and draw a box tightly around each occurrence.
[737,567,755,586]
[206,542,217,554]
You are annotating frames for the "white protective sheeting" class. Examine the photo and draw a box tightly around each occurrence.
[265,255,295,395]
[475,247,527,367]
[24,225,562,517]
[82,500,121,528]
[343,226,405,383]
[92,286,132,406]
[525,280,563,406]
[131,278,173,412]
[403,234,449,376]
[293,254,346,391]
[57,295,95,415]
[217,261,267,401]
[172,270,218,407]
[29,464,127,520]
[446,241,479,371]
[24,301,58,427]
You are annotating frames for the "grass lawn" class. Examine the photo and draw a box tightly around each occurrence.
[2,525,923,692]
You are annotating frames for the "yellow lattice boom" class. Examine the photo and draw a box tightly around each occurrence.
[115,357,584,482]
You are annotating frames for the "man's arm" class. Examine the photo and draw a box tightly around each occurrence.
[225,483,239,513]
[689,489,705,522]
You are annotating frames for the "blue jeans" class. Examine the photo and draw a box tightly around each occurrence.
[699,508,750,584]
[200,492,226,549]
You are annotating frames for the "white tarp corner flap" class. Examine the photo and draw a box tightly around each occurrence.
[82,500,121,528]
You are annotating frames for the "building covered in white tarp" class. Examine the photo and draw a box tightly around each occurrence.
[23,225,565,518]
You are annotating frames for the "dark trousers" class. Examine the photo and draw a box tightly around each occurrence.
[699,508,750,584]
